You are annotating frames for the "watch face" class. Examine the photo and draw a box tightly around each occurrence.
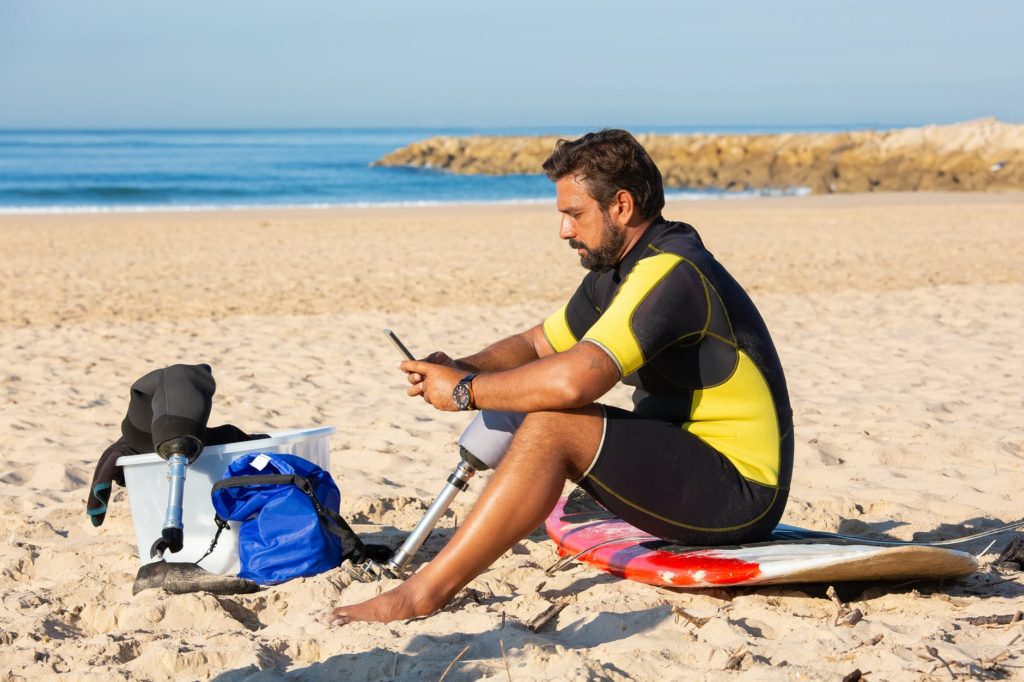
[453,383,471,410]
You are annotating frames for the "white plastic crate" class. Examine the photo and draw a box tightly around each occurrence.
[116,426,335,575]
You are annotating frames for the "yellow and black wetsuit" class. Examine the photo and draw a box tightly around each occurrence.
[543,217,793,544]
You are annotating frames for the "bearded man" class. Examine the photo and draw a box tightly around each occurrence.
[326,129,793,624]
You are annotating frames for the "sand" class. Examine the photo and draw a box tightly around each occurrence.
[1,192,1023,680]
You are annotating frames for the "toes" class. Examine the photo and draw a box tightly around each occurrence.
[315,608,351,626]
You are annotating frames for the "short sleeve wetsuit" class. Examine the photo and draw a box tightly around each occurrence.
[543,217,793,545]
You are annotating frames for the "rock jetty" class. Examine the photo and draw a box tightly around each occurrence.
[374,118,1024,193]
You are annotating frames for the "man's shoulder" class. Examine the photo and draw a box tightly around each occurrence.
[645,219,705,256]
[628,221,712,277]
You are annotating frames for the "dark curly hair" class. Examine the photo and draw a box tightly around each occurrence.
[542,129,665,221]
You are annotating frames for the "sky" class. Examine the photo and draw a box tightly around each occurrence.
[0,0,1021,129]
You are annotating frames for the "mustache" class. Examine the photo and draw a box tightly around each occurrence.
[568,238,589,251]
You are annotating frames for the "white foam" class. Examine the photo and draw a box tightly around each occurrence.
[0,187,811,216]
[0,198,547,215]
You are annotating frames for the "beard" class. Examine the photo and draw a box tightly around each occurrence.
[568,210,627,272]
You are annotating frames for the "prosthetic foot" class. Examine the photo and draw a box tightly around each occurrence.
[135,434,261,595]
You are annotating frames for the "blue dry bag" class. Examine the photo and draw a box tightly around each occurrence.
[210,453,367,585]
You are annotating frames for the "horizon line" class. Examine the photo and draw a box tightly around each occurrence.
[0,120,941,134]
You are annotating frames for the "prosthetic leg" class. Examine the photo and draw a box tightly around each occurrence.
[120,364,215,560]
[149,435,203,558]
[384,411,524,576]
[125,364,257,595]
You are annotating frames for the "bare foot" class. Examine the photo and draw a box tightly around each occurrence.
[318,584,437,626]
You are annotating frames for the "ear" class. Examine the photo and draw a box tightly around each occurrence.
[612,189,636,225]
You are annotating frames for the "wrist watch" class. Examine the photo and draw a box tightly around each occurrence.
[452,373,478,411]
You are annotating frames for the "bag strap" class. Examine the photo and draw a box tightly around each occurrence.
[212,473,368,564]
[194,515,231,567]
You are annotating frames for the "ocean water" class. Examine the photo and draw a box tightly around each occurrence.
[0,126,864,213]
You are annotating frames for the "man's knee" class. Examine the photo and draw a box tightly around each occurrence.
[519,405,603,433]
[513,406,603,477]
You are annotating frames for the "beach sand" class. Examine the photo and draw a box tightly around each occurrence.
[1,192,1023,680]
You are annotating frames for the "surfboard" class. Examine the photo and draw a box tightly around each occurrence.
[545,494,979,587]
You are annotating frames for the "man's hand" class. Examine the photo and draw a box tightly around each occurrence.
[405,351,462,386]
[400,359,470,411]
[401,338,619,413]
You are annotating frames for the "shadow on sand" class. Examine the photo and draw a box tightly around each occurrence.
[211,605,671,681]
[209,515,1022,679]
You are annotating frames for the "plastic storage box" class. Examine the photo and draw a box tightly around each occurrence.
[116,426,335,575]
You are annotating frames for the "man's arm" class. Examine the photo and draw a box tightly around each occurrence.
[473,340,618,411]
[401,339,619,413]
[406,324,554,389]
[457,324,555,372]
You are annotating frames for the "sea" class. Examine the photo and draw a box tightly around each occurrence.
[0,125,878,213]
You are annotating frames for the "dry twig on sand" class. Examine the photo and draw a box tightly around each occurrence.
[959,611,1023,626]
[499,639,512,682]
[975,646,1016,677]
[723,647,749,670]
[438,645,471,682]
[918,646,956,680]
[826,585,864,626]
[526,601,567,633]
[671,605,711,629]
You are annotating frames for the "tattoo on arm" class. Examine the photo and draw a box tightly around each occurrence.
[574,341,618,376]
[589,354,614,371]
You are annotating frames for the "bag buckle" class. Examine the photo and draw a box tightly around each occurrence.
[342,557,400,583]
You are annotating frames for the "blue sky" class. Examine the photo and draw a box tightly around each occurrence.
[1,0,1021,129]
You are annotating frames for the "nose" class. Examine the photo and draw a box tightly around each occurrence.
[558,215,575,240]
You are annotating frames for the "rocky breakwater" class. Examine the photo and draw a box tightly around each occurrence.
[374,118,1024,194]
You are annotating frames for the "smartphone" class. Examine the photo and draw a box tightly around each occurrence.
[383,329,415,361]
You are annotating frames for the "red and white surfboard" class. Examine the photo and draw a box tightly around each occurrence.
[545,496,978,587]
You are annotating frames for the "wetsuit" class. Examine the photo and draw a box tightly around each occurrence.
[543,217,793,545]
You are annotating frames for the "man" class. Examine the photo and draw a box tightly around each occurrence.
[326,129,793,624]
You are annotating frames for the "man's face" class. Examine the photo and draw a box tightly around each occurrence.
[555,175,627,272]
